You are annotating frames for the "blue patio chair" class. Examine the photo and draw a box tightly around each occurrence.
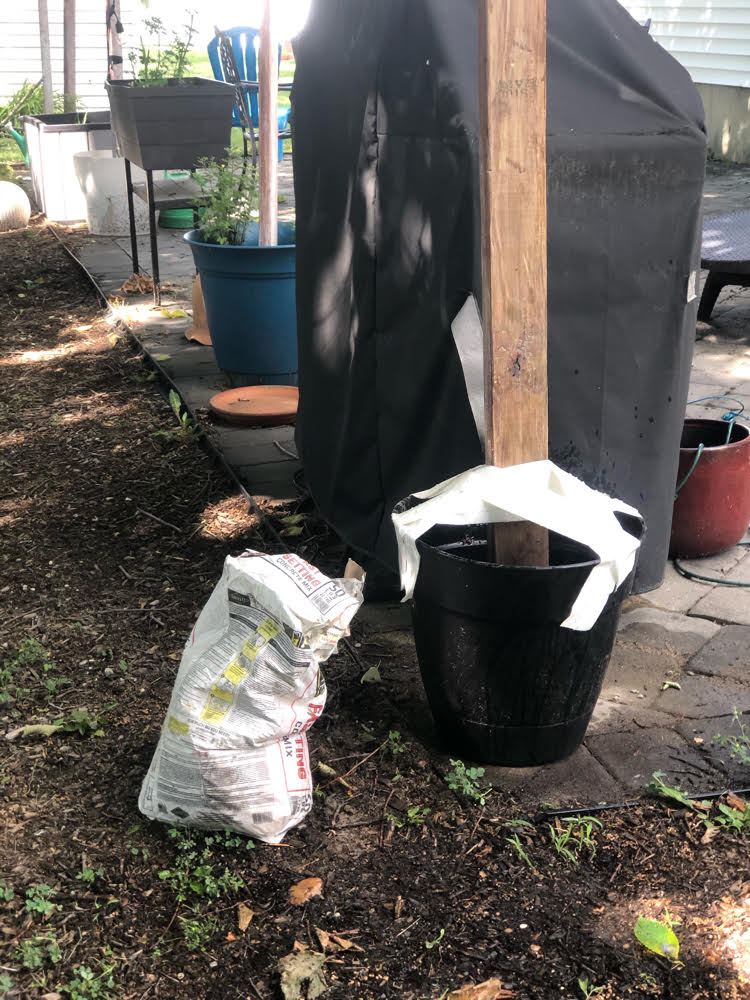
[207,26,291,162]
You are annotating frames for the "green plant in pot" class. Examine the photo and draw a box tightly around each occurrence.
[185,157,297,386]
[105,14,235,171]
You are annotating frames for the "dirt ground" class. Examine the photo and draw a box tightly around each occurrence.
[1,223,749,1000]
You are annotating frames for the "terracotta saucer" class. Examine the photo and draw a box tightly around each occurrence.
[209,386,299,427]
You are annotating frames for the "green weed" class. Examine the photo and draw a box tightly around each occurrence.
[77,865,104,885]
[152,390,202,444]
[547,815,602,866]
[61,962,117,1000]
[25,884,57,918]
[180,913,218,952]
[0,974,12,996]
[16,932,62,969]
[715,708,750,766]
[445,759,489,805]
[506,832,534,869]
[158,828,246,903]
[0,639,70,706]
[0,878,14,902]
[386,730,407,755]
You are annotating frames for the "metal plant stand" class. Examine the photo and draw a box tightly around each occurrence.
[124,161,206,306]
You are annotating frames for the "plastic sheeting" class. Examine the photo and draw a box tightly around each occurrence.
[291,0,706,592]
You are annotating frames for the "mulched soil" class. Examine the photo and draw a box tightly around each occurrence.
[1,221,749,1000]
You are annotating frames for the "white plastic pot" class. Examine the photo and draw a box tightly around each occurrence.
[73,150,152,236]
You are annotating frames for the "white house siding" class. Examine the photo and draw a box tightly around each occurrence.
[618,1,750,162]
[0,0,139,109]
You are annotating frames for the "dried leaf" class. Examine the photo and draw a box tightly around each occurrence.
[701,824,720,845]
[278,950,327,1000]
[448,979,516,999]
[661,681,681,691]
[634,915,680,961]
[315,927,363,953]
[6,724,60,740]
[237,902,254,931]
[289,877,323,906]
[360,666,382,684]
[152,354,171,362]
[727,792,747,812]
[226,931,238,941]
[161,308,187,318]
[315,928,332,952]
[116,273,153,295]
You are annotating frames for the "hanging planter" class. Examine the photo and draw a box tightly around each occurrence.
[670,418,750,558]
[106,78,235,171]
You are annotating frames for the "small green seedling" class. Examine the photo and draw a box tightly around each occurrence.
[445,759,489,805]
[386,730,407,755]
[506,832,534,869]
[0,879,14,902]
[77,865,104,885]
[152,389,201,443]
[425,928,445,950]
[578,977,605,999]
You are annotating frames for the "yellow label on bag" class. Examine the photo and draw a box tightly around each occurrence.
[242,640,260,661]
[257,618,281,642]
[224,660,248,686]
[168,716,189,735]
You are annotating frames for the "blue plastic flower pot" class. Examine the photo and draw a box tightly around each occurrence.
[184,222,297,386]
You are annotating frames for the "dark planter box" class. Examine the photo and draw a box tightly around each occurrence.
[106,77,235,171]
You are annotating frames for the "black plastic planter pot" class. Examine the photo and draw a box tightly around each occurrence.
[106,78,235,171]
[409,515,643,766]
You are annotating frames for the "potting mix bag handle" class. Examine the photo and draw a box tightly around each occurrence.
[392,461,642,632]
[139,551,363,843]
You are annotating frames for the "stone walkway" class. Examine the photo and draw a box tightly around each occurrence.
[62,157,750,811]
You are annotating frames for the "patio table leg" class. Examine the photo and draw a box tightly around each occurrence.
[124,158,139,275]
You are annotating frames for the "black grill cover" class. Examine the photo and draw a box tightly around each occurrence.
[291,0,706,592]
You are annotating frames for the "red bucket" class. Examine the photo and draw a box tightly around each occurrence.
[670,418,750,558]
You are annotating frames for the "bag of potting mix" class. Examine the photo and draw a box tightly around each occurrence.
[139,550,363,843]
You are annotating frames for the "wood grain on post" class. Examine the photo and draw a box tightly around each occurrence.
[63,0,76,112]
[258,0,279,247]
[478,0,549,566]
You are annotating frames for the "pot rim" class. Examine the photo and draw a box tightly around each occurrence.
[415,527,601,573]
[184,228,295,250]
[680,417,750,454]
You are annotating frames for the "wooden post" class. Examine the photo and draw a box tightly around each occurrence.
[38,0,54,114]
[63,0,76,112]
[258,0,279,247]
[478,0,549,566]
